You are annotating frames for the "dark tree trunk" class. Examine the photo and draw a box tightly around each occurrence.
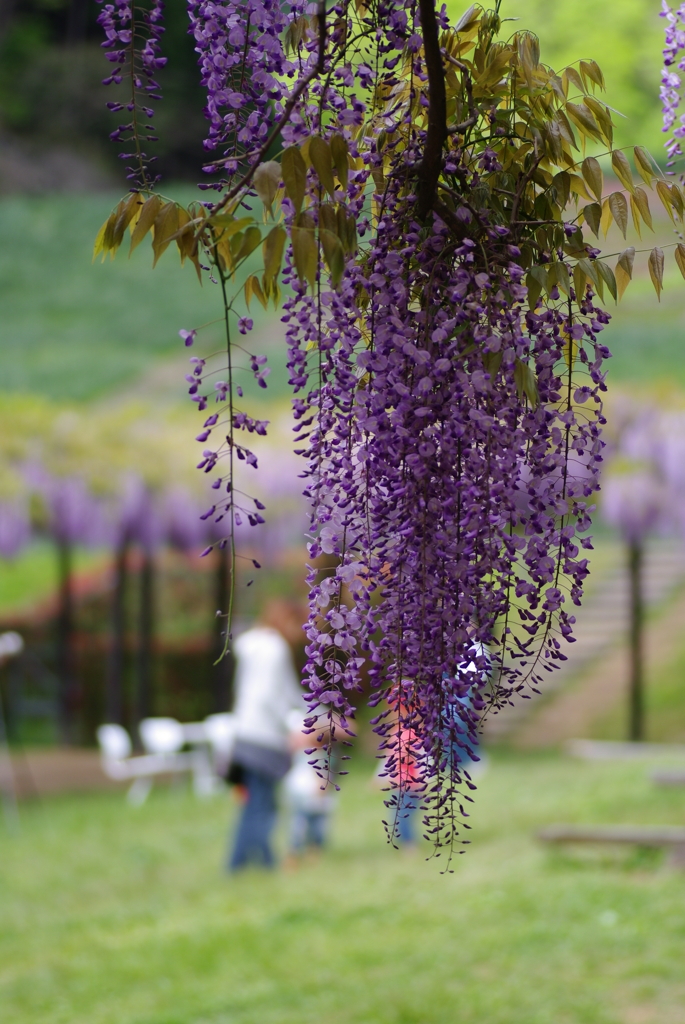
[135,548,155,738]
[105,540,128,725]
[66,0,90,42]
[628,540,645,742]
[55,539,76,743]
[211,546,234,712]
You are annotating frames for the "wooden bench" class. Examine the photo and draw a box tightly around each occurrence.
[651,770,685,787]
[567,739,685,762]
[537,824,685,867]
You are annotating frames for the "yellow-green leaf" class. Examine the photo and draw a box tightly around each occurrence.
[236,225,262,262]
[282,146,307,213]
[675,242,685,281]
[633,146,656,187]
[648,246,665,300]
[330,134,349,190]
[253,160,281,211]
[600,197,612,237]
[656,180,677,224]
[581,157,603,203]
[263,225,286,287]
[245,272,266,307]
[611,150,635,195]
[130,194,162,255]
[615,246,635,300]
[608,191,628,238]
[152,202,179,266]
[632,187,653,231]
[565,101,601,140]
[291,224,318,289]
[309,137,336,198]
[573,263,587,303]
[320,228,345,288]
[584,96,613,146]
[564,66,586,95]
[663,182,679,218]
[580,59,604,90]
[93,217,109,261]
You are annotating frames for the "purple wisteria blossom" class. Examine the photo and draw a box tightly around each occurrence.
[661,2,685,168]
[97,0,167,185]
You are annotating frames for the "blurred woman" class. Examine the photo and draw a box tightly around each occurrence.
[227,599,305,871]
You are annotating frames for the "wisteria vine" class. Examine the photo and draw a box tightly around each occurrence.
[96,0,683,857]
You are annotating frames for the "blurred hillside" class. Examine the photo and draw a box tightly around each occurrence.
[0,1,671,193]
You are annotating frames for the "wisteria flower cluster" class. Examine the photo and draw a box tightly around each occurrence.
[97,0,167,185]
[661,2,685,168]
[96,0,683,857]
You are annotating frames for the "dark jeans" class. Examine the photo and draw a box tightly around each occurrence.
[395,789,420,844]
[290,809,329,851]
[228,768,278,871]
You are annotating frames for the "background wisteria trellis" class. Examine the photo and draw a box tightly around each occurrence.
[94,0,685,857]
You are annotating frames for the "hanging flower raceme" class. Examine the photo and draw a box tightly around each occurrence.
[96,0,684,858]
[97,0,167,186]
[188,0,309,180]
[661,3,685,166]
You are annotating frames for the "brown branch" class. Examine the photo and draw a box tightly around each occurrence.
[416,0,448,219]
[443,54,479,136]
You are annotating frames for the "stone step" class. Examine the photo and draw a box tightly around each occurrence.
[485,540,685,740]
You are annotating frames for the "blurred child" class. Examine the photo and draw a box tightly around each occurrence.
[374,683,426,847]
[283,711,337,862]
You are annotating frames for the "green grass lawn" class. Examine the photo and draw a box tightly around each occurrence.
[2,752,685,1024]
[2,190,685,404]
[0,191,288,402]
[0,543,107,618]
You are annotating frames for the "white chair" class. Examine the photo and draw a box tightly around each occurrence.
[96,722,197,806]
[201,713,237,786]
[140,716,216,797]
[139,717,185,755]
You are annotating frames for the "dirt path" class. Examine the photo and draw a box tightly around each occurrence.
[512,590,685,749]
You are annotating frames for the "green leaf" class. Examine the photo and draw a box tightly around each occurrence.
[514,357,539,407]
[281,146,307,213]
[615,247,635,300]
[675,242,685,281]
[309,137,336,198]
[581,157,603,203]
[596,260,617,302]
[608,191,628,238]
[648,246,664,300]
[129,194,162,255]
[611,150,635,195]
[582,202,601,237]
[330,134,349,190]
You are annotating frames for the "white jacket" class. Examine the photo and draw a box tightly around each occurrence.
[232,627,304,752]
